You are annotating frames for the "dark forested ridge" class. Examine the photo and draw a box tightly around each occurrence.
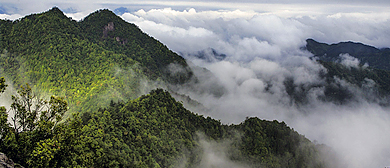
[0,81,333,167]
[283,39,390,105]
[305,39,390,70]
[0,7,193,113]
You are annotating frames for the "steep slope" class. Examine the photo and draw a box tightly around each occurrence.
[80,9,193,83]
[76,89,331,168]
[0,7,193,113]
[0,84,333,167]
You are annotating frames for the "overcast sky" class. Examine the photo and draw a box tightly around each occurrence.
[1,0,390,17]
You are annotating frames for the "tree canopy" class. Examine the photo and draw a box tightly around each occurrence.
[0,79,333,167]
[0,7,193,114]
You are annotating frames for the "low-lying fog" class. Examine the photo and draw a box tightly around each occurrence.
[119,9,390,167]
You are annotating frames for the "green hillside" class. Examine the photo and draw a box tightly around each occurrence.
[0,7,192,113]
[0,8,340,167]
[0,82,332,167]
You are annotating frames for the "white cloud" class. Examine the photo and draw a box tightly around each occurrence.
[292,104,390,168]
[194,133,250,168]
[122,7,390,54]
[124,8,390,167]
[0,14,23,20]
[2,4,390,167]
[338,53,368,68]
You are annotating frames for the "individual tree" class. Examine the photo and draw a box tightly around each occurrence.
[0,80,69,166]
[0,77,8,138]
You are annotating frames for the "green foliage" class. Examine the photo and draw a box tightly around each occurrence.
[9,84,67,134]
[0,81,74,167]
[0,77,8,138]
[77,88,221,167]
[0,7,192,114]
[0,77,6,93]
[0,8,337,168]
[232,118,326,168]
[0,80,331,167]
[80,9,193,83]
[74,89,329,168]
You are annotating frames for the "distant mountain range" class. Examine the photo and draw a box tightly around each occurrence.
[184,39,390,105]
[303,39,390,105]
[305,38,390,71]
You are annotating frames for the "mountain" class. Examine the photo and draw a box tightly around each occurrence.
[305,38,390,70]
[0,8,339,168]
[283,39,390,105]
[0,7,193,113]
[80,9,192,82]
[182,39,390,106]
[0,84,333,167]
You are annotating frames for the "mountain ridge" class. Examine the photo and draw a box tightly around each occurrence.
[0,7,193,113]
[0,8,350,168]
[305,38,390,70]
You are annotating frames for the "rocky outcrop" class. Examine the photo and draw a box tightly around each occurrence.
[0,153,23,168]
[0,152,14,168]
[102,22,128,45]
[103,22,114,38]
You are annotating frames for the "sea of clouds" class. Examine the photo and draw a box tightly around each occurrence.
[116,8,390,167]
[2,6,390,167]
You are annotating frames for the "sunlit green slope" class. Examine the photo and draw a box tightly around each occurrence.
[0,7,192,113]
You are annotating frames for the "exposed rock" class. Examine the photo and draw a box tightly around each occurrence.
[0,153,23,168]
[103,22,114,37]
[0,152,14,168]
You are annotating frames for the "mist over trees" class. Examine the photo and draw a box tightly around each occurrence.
[1,7,389,167]
[0,78,333,167]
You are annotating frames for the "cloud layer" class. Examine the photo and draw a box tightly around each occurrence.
[2,4,390,167]
[118,8,390,167]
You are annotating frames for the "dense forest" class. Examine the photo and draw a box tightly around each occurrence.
[4,7,387,167]
[0,7,192,114]
[0,78,333,167]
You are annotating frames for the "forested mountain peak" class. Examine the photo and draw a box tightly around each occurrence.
[20,7,68,22]
[46,6,67,18]
[81,9,129,39]
[0,8,193,113]
[80,8,193,83]
[83,9,122,22]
